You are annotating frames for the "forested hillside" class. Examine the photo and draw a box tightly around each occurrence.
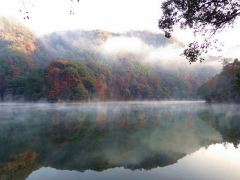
[198,59,240,103]
[0,17,219,102]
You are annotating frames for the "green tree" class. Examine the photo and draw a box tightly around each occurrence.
[159,0,240,62]
[23,69,47,100]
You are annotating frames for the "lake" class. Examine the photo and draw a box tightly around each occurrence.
[0,101,240,180]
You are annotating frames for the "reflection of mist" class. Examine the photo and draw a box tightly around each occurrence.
[0,102,240,174]
[96,104,107,129]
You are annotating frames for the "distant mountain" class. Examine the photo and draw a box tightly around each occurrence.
[125,30,184,47]
[0,17,37,74]
[36,30,110,62]
[0,17,37,55]
[0,17,39,101]
[0,17,220,102]
[36,29,183,63]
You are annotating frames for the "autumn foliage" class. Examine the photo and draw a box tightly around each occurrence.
[198,59,240,103]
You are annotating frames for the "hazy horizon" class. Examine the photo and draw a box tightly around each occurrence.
[1,0,240,60]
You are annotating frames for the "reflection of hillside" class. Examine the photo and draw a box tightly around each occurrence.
[0,150,40,180]
[6,103,240,178]
[0,103,223,176]
[198,105,240,147]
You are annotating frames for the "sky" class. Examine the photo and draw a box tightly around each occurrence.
[0,0,162,34]
[0,0,240,59]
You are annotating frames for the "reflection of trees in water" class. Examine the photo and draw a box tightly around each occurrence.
[0,104,226,178]
[198,109,240,147]
[0,150,40,180]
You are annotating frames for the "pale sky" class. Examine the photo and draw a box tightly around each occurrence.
[0,0,240,59]
[0,0,162,34]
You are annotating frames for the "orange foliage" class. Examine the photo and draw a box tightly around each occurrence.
[0,150,40,180]
[96,75,107,99]
[47,60,83,100]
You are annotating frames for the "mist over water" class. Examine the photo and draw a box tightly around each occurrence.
[0,101,240,179]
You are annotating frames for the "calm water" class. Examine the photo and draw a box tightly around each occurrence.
[0,101,240,180]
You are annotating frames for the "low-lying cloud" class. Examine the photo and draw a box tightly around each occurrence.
[99,35,222,71]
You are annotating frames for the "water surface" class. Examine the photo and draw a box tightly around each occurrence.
[0,101,240,180]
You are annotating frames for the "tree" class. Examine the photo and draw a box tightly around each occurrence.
[159,0,240,63]
[198,59,240,102]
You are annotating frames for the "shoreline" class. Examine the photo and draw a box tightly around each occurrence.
[0,100,206,104]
